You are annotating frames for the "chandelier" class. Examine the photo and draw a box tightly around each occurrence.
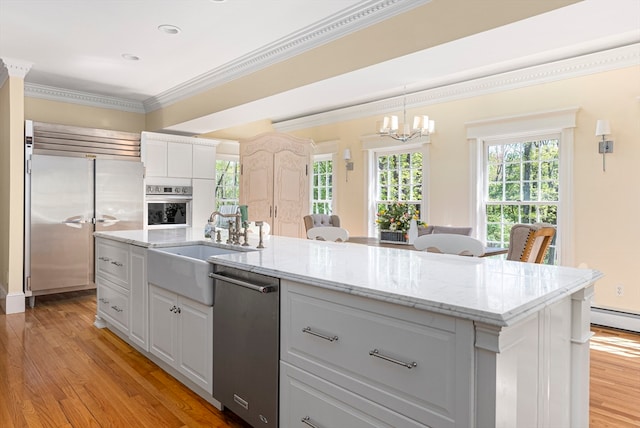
[378,91,434,143]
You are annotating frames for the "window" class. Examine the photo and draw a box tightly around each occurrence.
[215,159,239,210]
[312,157,333,214]
[375,149,423,216]
[484,136,559,263]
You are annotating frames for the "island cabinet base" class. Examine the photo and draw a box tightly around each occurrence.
[280,280,594,428]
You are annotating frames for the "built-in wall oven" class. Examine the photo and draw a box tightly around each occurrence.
[145,185,192,229]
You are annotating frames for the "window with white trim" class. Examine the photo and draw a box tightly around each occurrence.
[375,148,424,218]
[312,155,334,214]
[484,135,559,264]
[215,158,239,210]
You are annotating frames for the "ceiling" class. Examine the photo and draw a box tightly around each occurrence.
[1,0,639,136]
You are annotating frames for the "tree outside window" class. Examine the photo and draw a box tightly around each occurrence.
[215,159,239,210]
[376,150,423,223]
[312,159,333,214]
[485,138,559,264]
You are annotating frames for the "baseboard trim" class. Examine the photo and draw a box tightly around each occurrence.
[1,291,26,314]
[591,307,640,333]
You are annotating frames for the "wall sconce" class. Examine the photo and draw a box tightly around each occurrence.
[595,119,613,172]
[343,149,354,182]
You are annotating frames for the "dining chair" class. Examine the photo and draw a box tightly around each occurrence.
[506,223,556,264]
[413,233,484,256]
[307,226,349,242]
[303,214,341,233]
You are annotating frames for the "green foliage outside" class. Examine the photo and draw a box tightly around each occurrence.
[486,139,559,263]
[215,160,239,210]
[312,160,333,214]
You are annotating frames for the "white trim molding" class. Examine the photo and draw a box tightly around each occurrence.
[591,307,640,333]
[0,57,32,87]
[466,107,579,266]
[1,291,26,315]
[25,83,146,114]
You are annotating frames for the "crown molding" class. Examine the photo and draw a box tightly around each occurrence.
[24,83,146,113]
[142,0,430,112]
[274,42,640,132]
[1,57,33,87]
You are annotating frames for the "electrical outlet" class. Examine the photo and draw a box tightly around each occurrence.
[616,284,624,297]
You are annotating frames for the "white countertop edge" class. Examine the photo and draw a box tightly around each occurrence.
[207,257,602,327]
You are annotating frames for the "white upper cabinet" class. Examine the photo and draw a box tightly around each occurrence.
[192,144,216,179]
[141,132,220,179]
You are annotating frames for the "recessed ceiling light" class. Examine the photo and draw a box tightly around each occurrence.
[158,24,181,35]
[122,54,140,61]
[210,0,227,3]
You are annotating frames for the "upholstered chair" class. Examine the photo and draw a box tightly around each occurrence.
[506,223,556,264]
[303,214,341,233]
[418,225,473,236]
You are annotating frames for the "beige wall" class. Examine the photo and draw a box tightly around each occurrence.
[283,66,640,314]
[0,76,25,306]
[25,97,145,132]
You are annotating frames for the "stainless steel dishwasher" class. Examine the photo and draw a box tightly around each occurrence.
[209,265,279,427]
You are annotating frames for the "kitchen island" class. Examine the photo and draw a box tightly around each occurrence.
[94,228,602,428]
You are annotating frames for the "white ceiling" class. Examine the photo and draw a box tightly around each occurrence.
[1,0,639,135]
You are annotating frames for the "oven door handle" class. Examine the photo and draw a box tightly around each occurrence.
[209,272,276,294]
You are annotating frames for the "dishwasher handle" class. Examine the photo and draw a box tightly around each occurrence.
[209,272,277,294]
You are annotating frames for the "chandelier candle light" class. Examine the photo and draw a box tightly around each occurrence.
[378,90,435,143]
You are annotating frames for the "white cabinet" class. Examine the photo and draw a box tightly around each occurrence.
[167,142,193,178]
[129,245,148,351]
[240,133,312,238]
[96,276,129,334]
[149,284,213,394]
[95,238,148,349]
[281,279,474,427]
[192,144,216,179]
[141,132,219,179]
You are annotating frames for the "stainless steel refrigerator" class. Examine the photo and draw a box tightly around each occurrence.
[24,121,143,306]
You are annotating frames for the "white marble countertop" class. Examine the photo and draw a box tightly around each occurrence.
[95,228,603,327]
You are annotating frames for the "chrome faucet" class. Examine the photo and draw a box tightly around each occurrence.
[208,208,243,245]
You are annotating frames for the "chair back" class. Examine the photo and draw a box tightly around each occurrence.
[303,214,341,232]
[413,233,484,256]
[307,226,349,242]
[506,224,556,264]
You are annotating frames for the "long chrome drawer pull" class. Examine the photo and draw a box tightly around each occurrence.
[208,272,276,294]
[301,416,320,428]
[302,327,338,342]
[110,261,123,267]
[369,349,417,369]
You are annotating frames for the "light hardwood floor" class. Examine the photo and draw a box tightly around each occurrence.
[1,291,638,427]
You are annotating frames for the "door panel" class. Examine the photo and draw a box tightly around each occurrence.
[30,155,93,292]
[241,150,274,225]
[95,159,143,231]
[274,150,308,238]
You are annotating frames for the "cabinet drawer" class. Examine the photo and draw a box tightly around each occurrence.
[96,239,129,289]
[282,282,472,426]
[281,362,427,428]
[97,278,129,333]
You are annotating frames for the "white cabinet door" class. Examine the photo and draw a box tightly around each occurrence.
[149,285,178,366]
[144,140,168,177]
[192,179,215,232]
[129,245,148,351]
[167,142,192,178]
[178,297,213,394]
[192,145,216,179]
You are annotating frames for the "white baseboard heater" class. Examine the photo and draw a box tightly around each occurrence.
[591,307,640,333]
